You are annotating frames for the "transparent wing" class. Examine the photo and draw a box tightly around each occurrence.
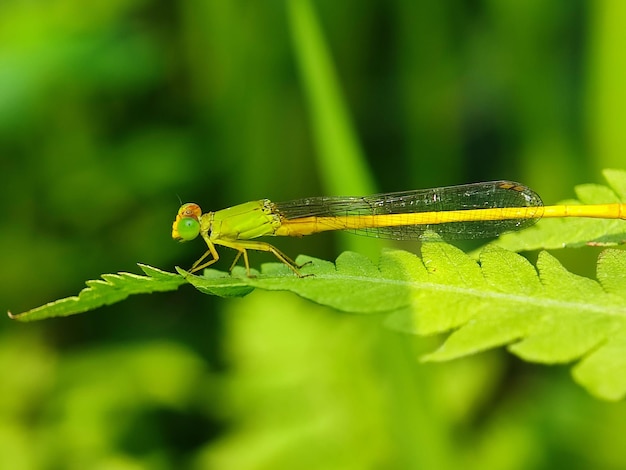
[274,181,543,240]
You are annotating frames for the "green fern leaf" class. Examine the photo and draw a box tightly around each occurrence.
[8,264,186,322]
[9,244,626,400]
[174,268,256,298]
[181,244,626,400]
[491,168,626,251]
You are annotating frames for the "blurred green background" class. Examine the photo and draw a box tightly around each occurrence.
[2,1,626,468]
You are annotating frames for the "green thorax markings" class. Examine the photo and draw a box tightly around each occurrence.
[203,200,282,241]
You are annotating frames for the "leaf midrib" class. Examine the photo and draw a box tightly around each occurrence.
[303,273,626,316]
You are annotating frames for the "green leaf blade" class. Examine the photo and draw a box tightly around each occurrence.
[9,265,187,322]
[175,267,256,298]
[491,169,626,251]
[573,332,626,401]
[597,248,626,299]
[248,252,418,314]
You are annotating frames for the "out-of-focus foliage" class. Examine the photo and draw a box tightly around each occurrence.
[2,0,626,468]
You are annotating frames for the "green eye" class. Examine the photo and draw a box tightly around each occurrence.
[177,217,200,241]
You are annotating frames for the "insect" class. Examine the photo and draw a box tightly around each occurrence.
[172,181,626,276]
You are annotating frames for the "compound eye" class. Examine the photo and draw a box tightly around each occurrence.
[176,217,200,241]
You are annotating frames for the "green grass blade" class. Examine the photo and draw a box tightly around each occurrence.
[287,0,378,258]
[287,0,375,196]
